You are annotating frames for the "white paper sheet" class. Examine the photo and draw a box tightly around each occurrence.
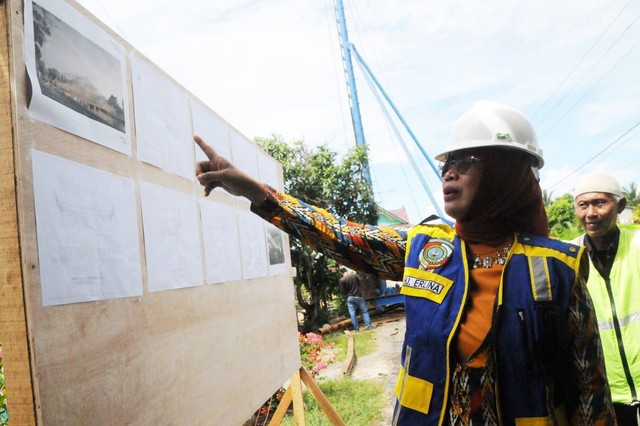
[199,199,242,284]
[191,99,231,164]
[230,130,259,180]
[23,0,131,155]
[31,150,142,306]
[237,209,268,280]
[132,54,194,179]
[257,150,282,191]
[139,182,203,292]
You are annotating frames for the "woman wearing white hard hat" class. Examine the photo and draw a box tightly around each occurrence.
[195,101,614,425]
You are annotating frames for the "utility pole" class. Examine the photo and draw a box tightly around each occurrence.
[334,0,372,184]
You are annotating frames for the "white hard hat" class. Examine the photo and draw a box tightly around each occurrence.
[435,101,544,168]
[573,172,622,198]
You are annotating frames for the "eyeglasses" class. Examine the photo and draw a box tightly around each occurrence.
[439,155,480,177]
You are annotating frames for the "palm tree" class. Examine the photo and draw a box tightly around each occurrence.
[622,182,639,207]
[542,189,554,207]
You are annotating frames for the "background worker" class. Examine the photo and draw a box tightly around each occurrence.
[339,267,372,331]
[573,172,640,425]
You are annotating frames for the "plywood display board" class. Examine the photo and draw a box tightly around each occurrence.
[0,0,300,424]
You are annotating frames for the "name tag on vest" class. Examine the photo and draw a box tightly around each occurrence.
[404,277,444,294]
[401,268,453,304]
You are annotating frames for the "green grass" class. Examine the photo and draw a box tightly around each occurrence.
[323,328,377,363]
[280,377,386,426]
[276,329,386,425]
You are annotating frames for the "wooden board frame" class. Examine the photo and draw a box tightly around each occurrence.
[0,1,300,424]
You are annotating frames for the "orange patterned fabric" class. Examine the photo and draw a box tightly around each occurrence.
[251,186,616,425]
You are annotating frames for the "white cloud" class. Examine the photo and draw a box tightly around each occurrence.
[76,0,640,220]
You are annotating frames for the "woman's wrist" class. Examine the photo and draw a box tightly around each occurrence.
[245,181,269,205]
[249,184,280,220]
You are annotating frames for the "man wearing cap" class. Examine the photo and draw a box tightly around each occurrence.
[573,172,640,425]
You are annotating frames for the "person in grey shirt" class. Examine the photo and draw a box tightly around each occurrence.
[339,267,372,331]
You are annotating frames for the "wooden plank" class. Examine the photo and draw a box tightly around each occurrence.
[267,385,293,426]
[341,330,357,376]
[299,368,346,426]
[3,0,301,424]
[0,0,37,424]
[290,369,306,425]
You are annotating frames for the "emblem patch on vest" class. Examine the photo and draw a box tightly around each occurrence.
[419,239,454,270]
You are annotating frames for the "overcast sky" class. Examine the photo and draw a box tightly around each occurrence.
[76,0,640,223]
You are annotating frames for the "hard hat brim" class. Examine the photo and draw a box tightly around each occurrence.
[434,140,544,169]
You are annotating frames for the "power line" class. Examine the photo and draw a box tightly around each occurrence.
[547,119,640,190]
[536,7,640,128]
[324,0,351,147]
[81,0,128,39]
[540,35,640,137]
[532,0,633,121]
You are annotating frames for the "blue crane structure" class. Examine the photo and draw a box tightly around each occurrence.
[333,0,446,219]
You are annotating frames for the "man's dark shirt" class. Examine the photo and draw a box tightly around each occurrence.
[584,227,620,280]
[339,272,363,297]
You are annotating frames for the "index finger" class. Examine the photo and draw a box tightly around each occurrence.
[194,135,216,159]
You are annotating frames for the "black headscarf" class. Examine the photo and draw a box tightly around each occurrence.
[454,148,549,244]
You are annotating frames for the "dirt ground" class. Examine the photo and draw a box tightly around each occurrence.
[319,311,406,424]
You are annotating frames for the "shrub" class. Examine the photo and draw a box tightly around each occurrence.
[250,332,336,424]
[298,332,336,380]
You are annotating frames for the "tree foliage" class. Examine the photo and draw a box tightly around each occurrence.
[542,189,554,207]
[546,193,581,240]
[622,182,640,207]
[256,135,377,331]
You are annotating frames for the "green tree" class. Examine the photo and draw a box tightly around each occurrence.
[256,135,377,330]
[546,193,581,240]
[622,182,639,207]
[542,189,554,207]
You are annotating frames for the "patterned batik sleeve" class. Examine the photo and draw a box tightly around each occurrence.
[250,185,407,281]
[567,253,616,425]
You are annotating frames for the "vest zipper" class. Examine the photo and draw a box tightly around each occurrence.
[517,309,533,375]
[603,276,638,402]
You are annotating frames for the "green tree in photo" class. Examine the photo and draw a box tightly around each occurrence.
[256,135,377,330]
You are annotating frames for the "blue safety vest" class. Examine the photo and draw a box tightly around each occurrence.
[393,223,583,425]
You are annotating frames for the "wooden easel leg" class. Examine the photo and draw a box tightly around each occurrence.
[290,369,305,425]
[267,369,305,426]
[267,386,292,426]
[299,368,346,426]
[267,367,347,426]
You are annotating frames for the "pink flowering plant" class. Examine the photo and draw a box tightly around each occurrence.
[298,332,336,380]
[251,332,338,424]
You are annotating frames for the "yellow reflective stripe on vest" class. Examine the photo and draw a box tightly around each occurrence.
[528,257,552,302]
[512,242,584,302]
[394,353,434,414]
[512,241,582,271]
[597,310,640,330]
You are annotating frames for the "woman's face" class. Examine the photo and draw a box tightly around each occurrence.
[440,150,483,220]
